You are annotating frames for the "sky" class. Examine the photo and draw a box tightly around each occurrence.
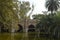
[18,0,47,19]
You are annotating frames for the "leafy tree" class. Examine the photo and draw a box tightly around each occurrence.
[0,0,19,32]
[33,11,60,37]
[33,14,44,20]
[19,1,31,19]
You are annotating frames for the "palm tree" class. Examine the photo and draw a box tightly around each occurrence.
[45,0,60,35]
[45,0,59,14]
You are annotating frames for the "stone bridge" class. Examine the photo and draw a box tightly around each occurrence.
[17,19,37,32]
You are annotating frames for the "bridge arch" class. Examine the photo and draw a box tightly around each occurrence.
[28,24,35,32]
[17,24,23,32]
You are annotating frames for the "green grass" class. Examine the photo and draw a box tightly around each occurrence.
[0,32,57,40]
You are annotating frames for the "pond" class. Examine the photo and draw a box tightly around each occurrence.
[0,32,59,40]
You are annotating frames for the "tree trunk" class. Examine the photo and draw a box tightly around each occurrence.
[51,11,54,16]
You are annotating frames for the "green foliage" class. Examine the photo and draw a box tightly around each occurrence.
[0,0,19,32]
[33,14,44,23]
[34,12,60,37]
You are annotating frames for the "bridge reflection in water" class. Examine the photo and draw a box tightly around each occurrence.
[0,32,59,40]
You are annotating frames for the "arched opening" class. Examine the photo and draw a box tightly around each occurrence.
[28,25,35,32]
[17,24,23,32]
[0,22,6,32]
[0,22,8,32]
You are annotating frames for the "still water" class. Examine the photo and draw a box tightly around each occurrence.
[0,32,58,40]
